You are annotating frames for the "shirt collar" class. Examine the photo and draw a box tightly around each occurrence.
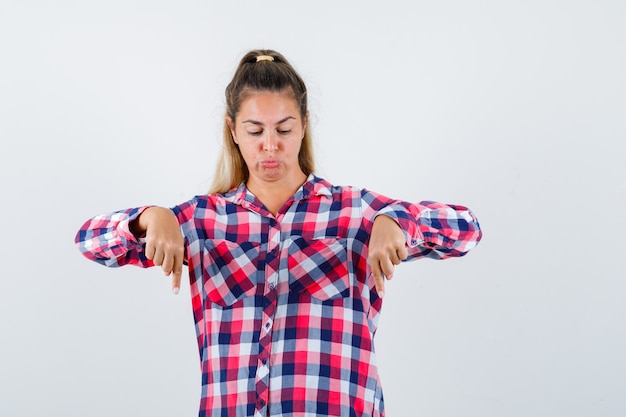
[228,174,333,208]
[297,174,333,200]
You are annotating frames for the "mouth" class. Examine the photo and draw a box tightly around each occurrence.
[260,160,280,169]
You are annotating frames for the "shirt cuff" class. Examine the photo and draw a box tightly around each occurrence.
[117,206,151,246]
[376,206,424,248]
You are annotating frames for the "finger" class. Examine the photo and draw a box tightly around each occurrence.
[152,247,165,267]
[171,269,182,295]
[144,241,156,261]
[370,261,385,297]
[397,245,409,261]
[161,250,174,276]
[379,257,396,280]
[374,273,385,298]
[387,250,402,266]
[171,247,184,295]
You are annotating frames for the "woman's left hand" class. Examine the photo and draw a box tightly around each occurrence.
[368,215,408,297]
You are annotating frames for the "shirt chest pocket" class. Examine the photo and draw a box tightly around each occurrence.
[287,238,351,302]
[203,240,262,307]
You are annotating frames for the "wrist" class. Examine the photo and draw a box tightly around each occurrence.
[129,206,158,238]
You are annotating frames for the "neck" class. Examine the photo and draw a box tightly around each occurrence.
[247,172,307,216]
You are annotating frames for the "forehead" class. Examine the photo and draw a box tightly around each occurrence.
[237,90,300,121]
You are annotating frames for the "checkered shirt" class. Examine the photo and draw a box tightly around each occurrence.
[75,175,482,417]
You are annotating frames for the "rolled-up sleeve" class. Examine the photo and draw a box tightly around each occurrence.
[75,206,153,267]
[376,199,482,260]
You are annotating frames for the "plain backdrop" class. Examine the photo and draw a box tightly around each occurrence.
[1,1,625,416]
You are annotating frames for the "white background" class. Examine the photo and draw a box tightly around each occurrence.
[1,1,625,416]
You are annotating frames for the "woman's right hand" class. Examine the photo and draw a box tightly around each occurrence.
[130,207,184,294]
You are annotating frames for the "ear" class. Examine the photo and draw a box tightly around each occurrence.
[226,117,238,144]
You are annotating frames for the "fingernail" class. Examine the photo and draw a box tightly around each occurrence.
[173,287,180,295]
[378,291,385,298]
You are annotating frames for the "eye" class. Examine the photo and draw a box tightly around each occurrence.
[248,130,263,136]
[277,129,292,135]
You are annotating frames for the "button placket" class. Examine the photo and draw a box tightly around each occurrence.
[255,217,280,415]
[264,317,273,332]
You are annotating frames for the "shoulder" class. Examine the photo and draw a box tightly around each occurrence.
[308,175,361,198]
[172,192,232,216]
[183,191,241,216]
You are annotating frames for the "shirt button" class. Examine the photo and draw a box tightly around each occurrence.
[268,282,275,290]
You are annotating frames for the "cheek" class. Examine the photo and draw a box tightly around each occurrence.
[289,140,303,155]
[238,143,259,163]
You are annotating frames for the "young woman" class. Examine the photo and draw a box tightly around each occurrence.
[76,49,482,417]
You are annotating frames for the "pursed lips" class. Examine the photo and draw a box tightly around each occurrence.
[260,159,280,168]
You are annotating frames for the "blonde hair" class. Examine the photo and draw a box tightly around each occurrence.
[208,49,314,194]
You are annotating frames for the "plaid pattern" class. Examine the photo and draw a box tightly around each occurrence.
[76,175,482,417]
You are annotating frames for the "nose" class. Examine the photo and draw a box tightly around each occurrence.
[263,131,278,152]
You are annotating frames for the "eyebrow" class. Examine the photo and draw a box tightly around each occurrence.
[241,116,297,126]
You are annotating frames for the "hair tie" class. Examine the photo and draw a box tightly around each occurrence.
[255,55,274,62]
